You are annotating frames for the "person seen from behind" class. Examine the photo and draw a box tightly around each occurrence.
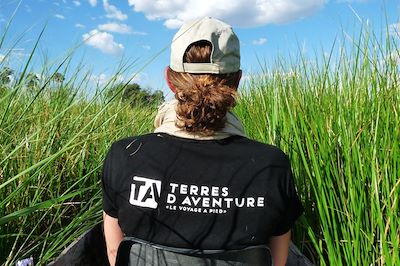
[102,17,304,266]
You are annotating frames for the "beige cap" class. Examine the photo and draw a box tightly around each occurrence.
[170,17,240,74]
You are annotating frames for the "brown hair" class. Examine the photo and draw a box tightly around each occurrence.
[168,41,240,136]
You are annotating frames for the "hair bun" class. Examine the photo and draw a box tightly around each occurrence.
[167,41,240,136]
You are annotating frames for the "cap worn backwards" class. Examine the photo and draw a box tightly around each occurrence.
[170,17,240,74]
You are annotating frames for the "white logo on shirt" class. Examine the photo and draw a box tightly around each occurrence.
[129,176,161,209]
[165,183,265,214]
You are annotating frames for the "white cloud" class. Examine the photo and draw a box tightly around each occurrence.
[103,0,128,21]
[54,14,65,20]
[389,23,400,37]
[164,18,185,29]
[98,23,132,34]
[90,73,109,86]
[0,48,29,64]
[75,23,85,28]
[142,45,151,50]
[88,0,97,6]
[73,1,81,6]
[83,29,124,55]
[252,37,267,45]
[133,31,146,35]
[97,22,147,35]
[90,73,141,86]
[127,0,325,29]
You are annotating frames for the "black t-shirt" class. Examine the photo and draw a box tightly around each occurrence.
[102,133,303,250]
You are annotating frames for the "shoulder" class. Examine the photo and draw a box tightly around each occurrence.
[234,137,291,168]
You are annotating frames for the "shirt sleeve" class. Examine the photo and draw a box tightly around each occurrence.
[272,168,304,236]
[101,144,119,218]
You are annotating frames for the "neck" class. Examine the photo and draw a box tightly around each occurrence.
[154,100,246,140]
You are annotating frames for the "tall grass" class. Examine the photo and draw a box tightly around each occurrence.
[236,26,399,265]
[0,72,156,265]
[1,15,399,266]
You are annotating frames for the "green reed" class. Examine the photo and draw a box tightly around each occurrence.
[235,24,399,265]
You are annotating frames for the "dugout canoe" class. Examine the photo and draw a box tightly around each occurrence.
[48,223,314,266]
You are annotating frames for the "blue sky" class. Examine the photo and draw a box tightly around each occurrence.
[0,0,399,97]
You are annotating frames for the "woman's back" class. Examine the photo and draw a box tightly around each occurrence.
[102,133,303,250]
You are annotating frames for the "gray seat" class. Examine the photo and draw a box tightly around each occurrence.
[115,238,272,266]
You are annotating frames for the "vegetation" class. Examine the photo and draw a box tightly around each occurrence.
[0,15,399,266]
[106,82,165,107]
[236,38,399,264]
[0,66,156,260]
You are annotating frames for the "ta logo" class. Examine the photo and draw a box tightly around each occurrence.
[129,176,161,209]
